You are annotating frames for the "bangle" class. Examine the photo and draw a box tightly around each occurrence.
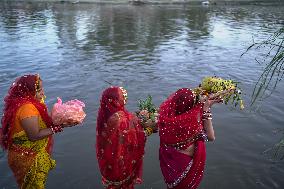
[202,117,212,121]
[202,112,212,121]
[144,127,153,136]
[203,109,211,114]
[203,112,211,115]
[51,125,63,134]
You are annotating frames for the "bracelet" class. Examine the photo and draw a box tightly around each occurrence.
[51,125,63,134]
[202,117,212,121]
[202,112,212,121]
[203,112,211,115]
[144,127,153,136]
[203,109,211,114]
[145,127,152,136]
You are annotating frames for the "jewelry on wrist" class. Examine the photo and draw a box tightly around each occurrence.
[144,127,153,136]
[203,107,211,113]
[203,110,211,114]
[51,125,63,134]
[202,112,212,121]
[202,117,212,121]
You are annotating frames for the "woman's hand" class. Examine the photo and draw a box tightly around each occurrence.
[200,95,223,111]
[144,119,158,133]
[60,119,80,128]
[138,110,150,119]
[143,119,158,136]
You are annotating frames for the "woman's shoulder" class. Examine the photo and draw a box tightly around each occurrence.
[18,103,38,111]
[17,103,40,119]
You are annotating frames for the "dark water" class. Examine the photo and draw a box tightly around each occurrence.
[0,2,284,189]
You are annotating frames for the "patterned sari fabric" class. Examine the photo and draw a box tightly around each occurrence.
[0,75,55,189]
[96,87,146,189]
[158,88,207,189]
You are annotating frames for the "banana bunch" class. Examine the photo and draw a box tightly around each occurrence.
[193,76,244,109]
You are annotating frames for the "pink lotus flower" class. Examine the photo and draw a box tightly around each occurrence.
[51,97,86,125]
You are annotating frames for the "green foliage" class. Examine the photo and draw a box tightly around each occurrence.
[242,27,284,105]
[138,95,157,113]
[137,95,158,124]
[243,27,284,160]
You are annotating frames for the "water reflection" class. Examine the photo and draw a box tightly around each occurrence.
[0,2,284,189]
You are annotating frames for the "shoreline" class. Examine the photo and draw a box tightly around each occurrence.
[3,0,284,5]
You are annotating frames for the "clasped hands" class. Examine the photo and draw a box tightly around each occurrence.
[199,89,233,110]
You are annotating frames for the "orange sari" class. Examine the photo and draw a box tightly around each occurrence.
[8,103,55,189]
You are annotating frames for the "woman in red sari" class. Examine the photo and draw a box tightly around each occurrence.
[0,74,77,189]
[158,88,220,189]
[96,86,155,189]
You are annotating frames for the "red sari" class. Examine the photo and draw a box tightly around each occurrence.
[158,88,207,189]
[96,87,146,189]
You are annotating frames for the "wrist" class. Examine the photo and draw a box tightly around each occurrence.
[203,118,212,122]
[203,106,211,112]
[202,111,212,121]
[144,127,153,136]
[50,125,63,134]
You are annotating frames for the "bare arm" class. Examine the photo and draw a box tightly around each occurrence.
[203,119,215,141]
[201,95,222,142]
[21,116,53,141]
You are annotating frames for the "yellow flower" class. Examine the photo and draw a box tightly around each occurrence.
[40,95,46,104]
[240,100,245,110]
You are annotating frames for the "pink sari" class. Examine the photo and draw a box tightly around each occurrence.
[158,88,207,189]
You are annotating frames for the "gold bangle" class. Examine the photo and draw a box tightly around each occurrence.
[145,127,153,136]
[145,128,149,136]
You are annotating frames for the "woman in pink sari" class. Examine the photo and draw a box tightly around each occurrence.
[158,88,220,189]
[96,86,155,189]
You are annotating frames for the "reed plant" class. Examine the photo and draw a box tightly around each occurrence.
[243,27,284,160]
[242,27,284,105]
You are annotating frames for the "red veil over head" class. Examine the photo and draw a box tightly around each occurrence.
[158,88,204,146]
[158,88,206,189]
[0,74,54,150]
[96,86,146,189]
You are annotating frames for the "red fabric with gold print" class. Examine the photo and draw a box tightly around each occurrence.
[96,87,146,189]
[158,88,206,189]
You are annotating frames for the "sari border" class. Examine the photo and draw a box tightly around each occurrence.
[102,174,132,187]
[166,159,194,189]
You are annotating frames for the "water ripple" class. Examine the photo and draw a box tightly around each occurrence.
[0,2,284,189]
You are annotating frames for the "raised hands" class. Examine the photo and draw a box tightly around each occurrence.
[199,94,224,111]
[137,109,158,134]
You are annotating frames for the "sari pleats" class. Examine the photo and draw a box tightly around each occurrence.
[160,140,206,189]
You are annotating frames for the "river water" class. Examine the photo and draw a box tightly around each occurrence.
[0,2,284,189]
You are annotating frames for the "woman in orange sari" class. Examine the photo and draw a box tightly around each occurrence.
[96,86,155,189]
[0,74,77,189]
